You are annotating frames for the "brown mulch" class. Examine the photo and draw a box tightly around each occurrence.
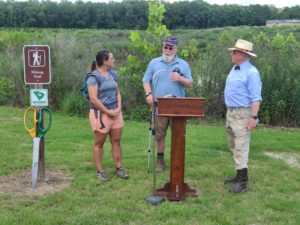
[0,169,72,198]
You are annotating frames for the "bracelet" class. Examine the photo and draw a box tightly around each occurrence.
[145,92,152,97]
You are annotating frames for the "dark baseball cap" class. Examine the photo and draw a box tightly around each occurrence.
[164,36,178,46]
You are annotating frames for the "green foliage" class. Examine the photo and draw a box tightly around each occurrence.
[0,31,30,51]
[0,76,14,105]
[0,26,300,126]
[190,31,234,117]
[118,1,170,118]
[180,38,200,60]
[119,1,170,80]
[0,31,28,107]
[123,104,150,122]
[61,91,89,117]
[2,1,300,29]
[219,30,234,46]
[254,32,300,126]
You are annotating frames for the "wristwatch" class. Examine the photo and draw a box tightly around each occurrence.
[251,115,258,119]
[251,115,259,125]
[145,91,152,97]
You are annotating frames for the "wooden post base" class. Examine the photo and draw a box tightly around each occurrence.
[155,182,199,201]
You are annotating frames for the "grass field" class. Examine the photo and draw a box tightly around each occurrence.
[0,106,299,225]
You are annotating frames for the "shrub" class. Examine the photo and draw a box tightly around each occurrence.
[123,104,150,122]
[61,91,89,117]
[0,77,14,105]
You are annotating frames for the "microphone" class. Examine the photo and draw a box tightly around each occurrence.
[173,67,184,76]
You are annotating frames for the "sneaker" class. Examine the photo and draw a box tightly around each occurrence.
[96,171,109,181]
[156,157,165,172]
[115,167,129,179]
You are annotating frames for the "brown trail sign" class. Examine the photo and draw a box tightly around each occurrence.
[23,45,51,84]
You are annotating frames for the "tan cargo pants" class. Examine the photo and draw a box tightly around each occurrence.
[226,107,251,170]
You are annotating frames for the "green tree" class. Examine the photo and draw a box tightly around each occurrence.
[118,1,170,116]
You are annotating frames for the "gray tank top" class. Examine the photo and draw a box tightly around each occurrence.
[87,70,118,109]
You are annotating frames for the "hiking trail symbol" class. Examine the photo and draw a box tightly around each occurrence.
[32,51,42,66]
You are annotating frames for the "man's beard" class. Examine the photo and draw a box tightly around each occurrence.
[162,54,175,63]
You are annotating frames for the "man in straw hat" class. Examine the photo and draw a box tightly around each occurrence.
[224,39,262,193]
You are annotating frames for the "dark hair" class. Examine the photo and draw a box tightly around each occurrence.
[90,50,111,72]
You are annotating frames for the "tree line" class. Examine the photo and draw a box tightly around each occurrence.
[0,0,299,29]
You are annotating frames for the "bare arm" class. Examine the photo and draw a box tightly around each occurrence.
[251,101,260,117]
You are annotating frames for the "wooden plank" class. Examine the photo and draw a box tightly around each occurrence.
[157,97,205,117]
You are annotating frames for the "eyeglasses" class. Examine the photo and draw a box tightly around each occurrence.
[163,46,174,51]
[232,50,242,55]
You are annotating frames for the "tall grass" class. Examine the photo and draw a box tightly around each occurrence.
[0,26,300,125]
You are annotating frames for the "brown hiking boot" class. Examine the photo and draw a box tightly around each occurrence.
[156,157,165,172]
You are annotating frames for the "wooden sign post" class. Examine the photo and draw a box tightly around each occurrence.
[155,97,205,201]
[23,45,51,184]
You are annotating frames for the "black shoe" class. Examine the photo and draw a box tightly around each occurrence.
[229,182,248,193]
[224,176,238,184]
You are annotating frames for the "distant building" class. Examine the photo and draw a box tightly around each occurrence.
[266,19,300,26]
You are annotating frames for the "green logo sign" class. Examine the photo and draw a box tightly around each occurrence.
[30,89,48,107]
[33,91,45,100]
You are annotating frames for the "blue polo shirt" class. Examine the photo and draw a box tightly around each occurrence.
[142,56,192,98]
[224,60,262,107]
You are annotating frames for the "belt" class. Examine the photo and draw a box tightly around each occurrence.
[227,107,249,112]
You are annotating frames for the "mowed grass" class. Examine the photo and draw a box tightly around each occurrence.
[0,106,299,225]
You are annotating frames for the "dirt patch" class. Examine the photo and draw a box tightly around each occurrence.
[264,152,300,169]
[0,169,72,198]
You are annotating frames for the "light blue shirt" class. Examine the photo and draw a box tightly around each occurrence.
[224,60,262,107]
[142,56,192,98]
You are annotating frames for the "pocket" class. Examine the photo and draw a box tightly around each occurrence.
[237,109,251,120]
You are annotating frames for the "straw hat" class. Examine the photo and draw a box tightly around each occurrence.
[228,39,257,57]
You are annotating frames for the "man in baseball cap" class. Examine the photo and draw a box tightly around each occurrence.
[142,36,193,172]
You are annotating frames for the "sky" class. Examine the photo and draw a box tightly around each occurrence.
[64,0,299,8]
[11,0,300,8]
[203,0,299,8]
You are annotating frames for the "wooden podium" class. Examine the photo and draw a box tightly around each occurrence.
[155,97,204,201]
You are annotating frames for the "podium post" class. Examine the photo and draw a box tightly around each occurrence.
[155,97,204,201]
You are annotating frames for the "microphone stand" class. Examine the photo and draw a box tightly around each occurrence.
[145,98,165,205]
